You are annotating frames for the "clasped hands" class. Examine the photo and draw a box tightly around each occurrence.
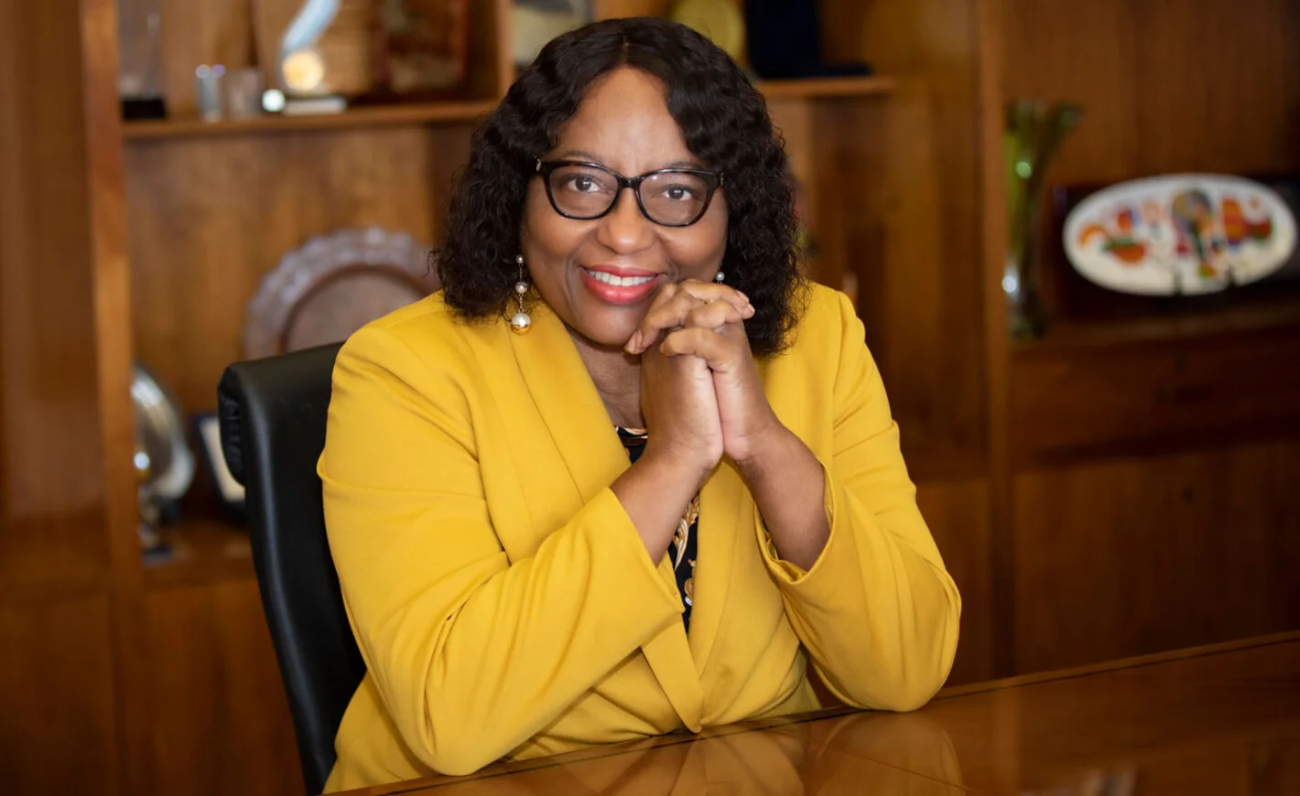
[623,279,786,481]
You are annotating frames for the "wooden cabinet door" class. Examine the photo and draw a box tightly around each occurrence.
[146,579,303,796]
[0,596,120,794]
[917,479,994,684]
[1013,440,1300,673]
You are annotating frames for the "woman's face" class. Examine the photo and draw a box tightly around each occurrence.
[520,67,728,351]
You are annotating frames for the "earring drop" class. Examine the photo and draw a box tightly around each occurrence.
[511,254,532,334]
[714,271,725,283]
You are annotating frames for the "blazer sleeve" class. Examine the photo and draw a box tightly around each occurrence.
[320,324,683,776]
[756,292,961,711]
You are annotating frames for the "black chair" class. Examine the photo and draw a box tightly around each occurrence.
[217,342,366,796]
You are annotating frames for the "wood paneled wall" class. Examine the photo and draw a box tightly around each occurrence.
[0,596,120,793]
[1002,0,1300,186]
[0,0,108,534]
[813,0,995,680]
[146,580,302,796]
[1014,440,1300,672]
[0,1,122,794]
[816,0,989,479]
[917,480,993,683]
[998,0,1300,674]
[125,123,473,414]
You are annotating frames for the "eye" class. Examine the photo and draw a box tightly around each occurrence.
[551,170,605,193]
[664,184,697,201]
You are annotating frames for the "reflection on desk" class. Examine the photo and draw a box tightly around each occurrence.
[377,712,964,795]
[341,632,1300,796]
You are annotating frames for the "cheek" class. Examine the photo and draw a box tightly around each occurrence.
[668,210,728,276]
[522,186,578,266]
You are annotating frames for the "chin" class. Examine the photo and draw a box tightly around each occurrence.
[569,308,643,352]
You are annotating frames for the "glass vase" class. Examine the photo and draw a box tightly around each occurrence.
[1004,100,1082,339]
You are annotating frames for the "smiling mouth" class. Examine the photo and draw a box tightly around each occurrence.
[582,268,658,287]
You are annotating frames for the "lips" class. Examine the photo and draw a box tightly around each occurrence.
[579,265,661,305]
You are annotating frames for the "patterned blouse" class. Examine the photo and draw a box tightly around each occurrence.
[616,426,699,631]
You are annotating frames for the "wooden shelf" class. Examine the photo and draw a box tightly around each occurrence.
[122,99,498,140]
[121,76,894,141]
[756,75,897,100]
[1013,295,1300,356]
[142,514,255,587]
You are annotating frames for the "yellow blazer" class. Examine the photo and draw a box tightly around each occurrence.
[319,283,960,791]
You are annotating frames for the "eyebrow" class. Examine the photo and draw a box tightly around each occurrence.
[552,150,704,171]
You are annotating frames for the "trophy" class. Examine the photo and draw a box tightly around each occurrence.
[255,0,376,114]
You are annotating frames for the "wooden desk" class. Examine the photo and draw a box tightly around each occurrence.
[340,632,1300,795]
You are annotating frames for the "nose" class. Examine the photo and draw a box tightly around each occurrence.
[595,186,655,255]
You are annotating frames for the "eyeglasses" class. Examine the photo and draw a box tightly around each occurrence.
[536,159,724,228]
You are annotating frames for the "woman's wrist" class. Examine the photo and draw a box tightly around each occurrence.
[731,420,798,482]
[638,441,716,494]
[734,425,830,571]
[613,445,714,560]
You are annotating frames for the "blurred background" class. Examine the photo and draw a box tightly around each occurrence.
[1,0,1297,793]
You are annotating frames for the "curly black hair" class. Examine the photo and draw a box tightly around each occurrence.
[436,16,805,357]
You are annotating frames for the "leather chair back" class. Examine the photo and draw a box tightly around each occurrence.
[217,342,364,795]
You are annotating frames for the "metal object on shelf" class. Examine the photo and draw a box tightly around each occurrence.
[132,362,195,552]
[242,227,440,359]
[195,64,226,122]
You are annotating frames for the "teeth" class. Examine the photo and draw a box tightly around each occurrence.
[587,269,654,287]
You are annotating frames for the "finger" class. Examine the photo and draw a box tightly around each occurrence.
[625,282,684,352]
[684,300,744,331]
[627,282,753,354]
[674,279,754,316]
[627,291,707,354]
[658,327,743,373]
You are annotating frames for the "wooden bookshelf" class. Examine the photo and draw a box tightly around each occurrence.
[757,75,896,99]
[123,99,498,140]
[121,77,895,141]
[142,514,255,588]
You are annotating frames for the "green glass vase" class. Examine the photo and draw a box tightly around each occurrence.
[1003,100,1082,339]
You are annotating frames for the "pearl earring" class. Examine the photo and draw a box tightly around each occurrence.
[714,271,725,283]
[510,254,532,334]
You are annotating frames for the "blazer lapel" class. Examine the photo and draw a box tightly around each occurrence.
[689,353,803,711]
[507,302,629,505]
[505,302,704,729]
[687,459,749,676]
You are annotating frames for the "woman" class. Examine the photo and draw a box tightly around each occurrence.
[320,17,959,792]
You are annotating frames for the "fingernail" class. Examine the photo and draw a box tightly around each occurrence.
[626,331,641,352]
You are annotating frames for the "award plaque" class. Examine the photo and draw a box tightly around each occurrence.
[374,0,470,96]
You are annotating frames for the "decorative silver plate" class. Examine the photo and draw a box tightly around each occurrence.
[242,227,439,359]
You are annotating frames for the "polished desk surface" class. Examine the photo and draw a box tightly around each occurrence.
[340,632,1300,795]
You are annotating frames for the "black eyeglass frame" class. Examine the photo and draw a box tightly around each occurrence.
[535,158,725,228]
